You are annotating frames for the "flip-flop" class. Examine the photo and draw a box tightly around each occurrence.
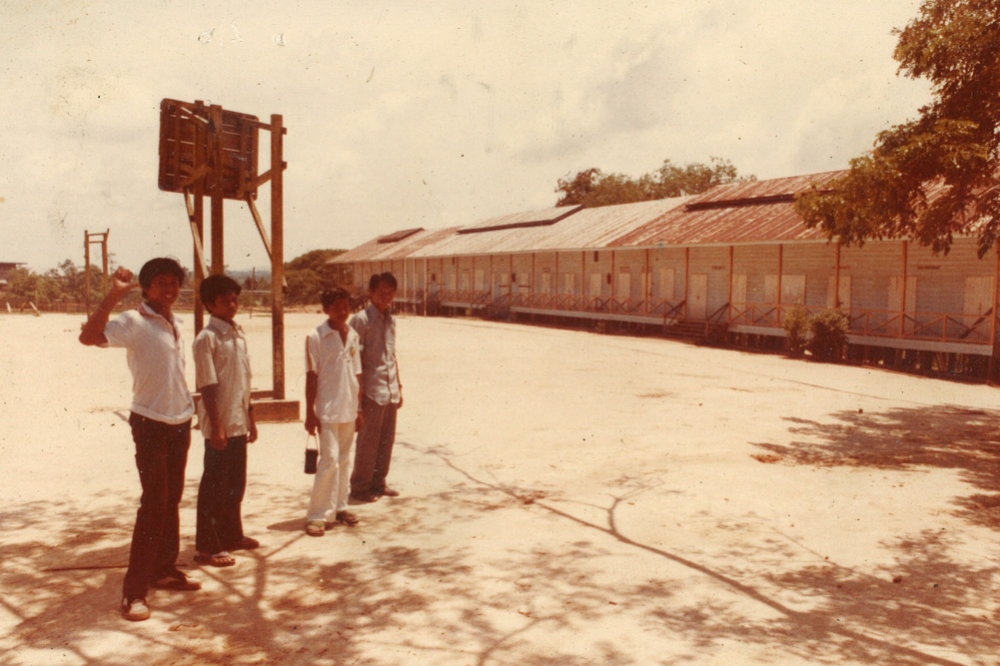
[194,551,236,567]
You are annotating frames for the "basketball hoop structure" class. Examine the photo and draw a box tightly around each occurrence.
[158,99,296,418]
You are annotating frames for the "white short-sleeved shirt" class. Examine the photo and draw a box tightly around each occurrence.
[306,320,362,424]
[193,315,252,437]
[103,302,195,425]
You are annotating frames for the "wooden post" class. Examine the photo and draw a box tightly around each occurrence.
[684,247,690,318]
[610,250,616,310]
[555,252,560,300]
[727,245,734,323]
[834,241,842,309]
[270,114,286,401]
[84,230,91,315]
[100,232,109,298]
[211,196,224,275]
[900,240,909,337]
[989,243,1000,382]
[193,184,205,334]
[777,244,784,324]
[644,248,650,316]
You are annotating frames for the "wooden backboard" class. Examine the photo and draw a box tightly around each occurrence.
[158,99,260,200]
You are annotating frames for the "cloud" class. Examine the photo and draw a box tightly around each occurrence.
[1,0,934,271]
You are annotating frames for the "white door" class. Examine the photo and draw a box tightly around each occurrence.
[658,267,675,300]
[689,274,708,319]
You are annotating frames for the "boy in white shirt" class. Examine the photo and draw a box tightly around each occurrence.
[79,258,200,622]
[304,288,364,536]
[192,274,259,567]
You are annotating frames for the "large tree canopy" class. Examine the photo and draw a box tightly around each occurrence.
[796,0,1000,257]
[555,157,754,208]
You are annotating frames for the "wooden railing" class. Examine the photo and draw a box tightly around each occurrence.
[729,303,994,345]
[417,290,996,345]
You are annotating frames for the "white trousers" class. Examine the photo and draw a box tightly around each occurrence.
[306,421,355,521]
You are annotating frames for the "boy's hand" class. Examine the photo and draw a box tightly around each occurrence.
[248,417,258,444]
[355,412,364,431]
[305,412,319,435]
[210,426,227,451]
[110,267,138,296]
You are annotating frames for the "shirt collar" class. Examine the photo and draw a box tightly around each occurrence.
[368,303,392,322]
[320,319,347,338]
[207,315,240,335]
[138,302,180,326]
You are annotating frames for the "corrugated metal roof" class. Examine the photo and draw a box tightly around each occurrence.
[331,227,460,263]
[407,198,691,257]
[612,171,846,247]
[333,170,928,261]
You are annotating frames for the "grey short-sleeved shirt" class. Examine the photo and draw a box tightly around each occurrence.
[349,304,400,406]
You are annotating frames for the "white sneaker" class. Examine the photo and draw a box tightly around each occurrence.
[121,596,150,621]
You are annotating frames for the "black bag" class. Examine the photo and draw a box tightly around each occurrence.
[305,434,318,474]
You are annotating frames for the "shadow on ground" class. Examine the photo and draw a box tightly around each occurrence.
[752,404,1000,530]
[3,425,998,665]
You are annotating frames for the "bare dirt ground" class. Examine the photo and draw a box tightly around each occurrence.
[1,311,999,666]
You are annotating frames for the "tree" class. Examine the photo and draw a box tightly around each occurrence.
[555,157,754,208]
[796,0,1000,257]
[284,249,348,305]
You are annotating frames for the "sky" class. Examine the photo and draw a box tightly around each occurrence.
[0,0,933,273]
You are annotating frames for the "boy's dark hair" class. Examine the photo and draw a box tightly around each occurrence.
[138,257,186,296]
[368,272,397,291]
[199,274,242,306]
[321,287,351,309]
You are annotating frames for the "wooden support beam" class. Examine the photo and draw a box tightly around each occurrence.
[246,194,273,259]
[270,114,286,400]
[684,247,690,319]
[900,240,909,337]
[777,244,784,323]
[834,241,842,309]
[211,195,224,275]
[990,243,1000,382]
[184,190,210,278]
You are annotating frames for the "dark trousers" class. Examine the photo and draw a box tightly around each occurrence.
[123,413,191,600]
[351,400,398,495]
[195,435,248,554]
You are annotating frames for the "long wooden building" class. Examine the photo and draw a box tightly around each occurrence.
[332,171,1000,379]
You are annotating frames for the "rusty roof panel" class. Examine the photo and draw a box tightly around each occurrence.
[334,170,955,260]
[613,171,847,247]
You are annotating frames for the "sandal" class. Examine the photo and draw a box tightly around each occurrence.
[335,511,359,527]
[151,571,202,591]
[194,551,236,567]
[232,537,260,551]
[305,520,325,537]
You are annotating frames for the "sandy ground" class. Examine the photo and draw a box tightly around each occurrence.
[1,311,999,666]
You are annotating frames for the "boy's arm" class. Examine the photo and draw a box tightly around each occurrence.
[200,384,227,450]
[305,371,319,435]
[394,352,403,410]
[355,374,364,431]
[248,403,258,443]
[79,267,137,346]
